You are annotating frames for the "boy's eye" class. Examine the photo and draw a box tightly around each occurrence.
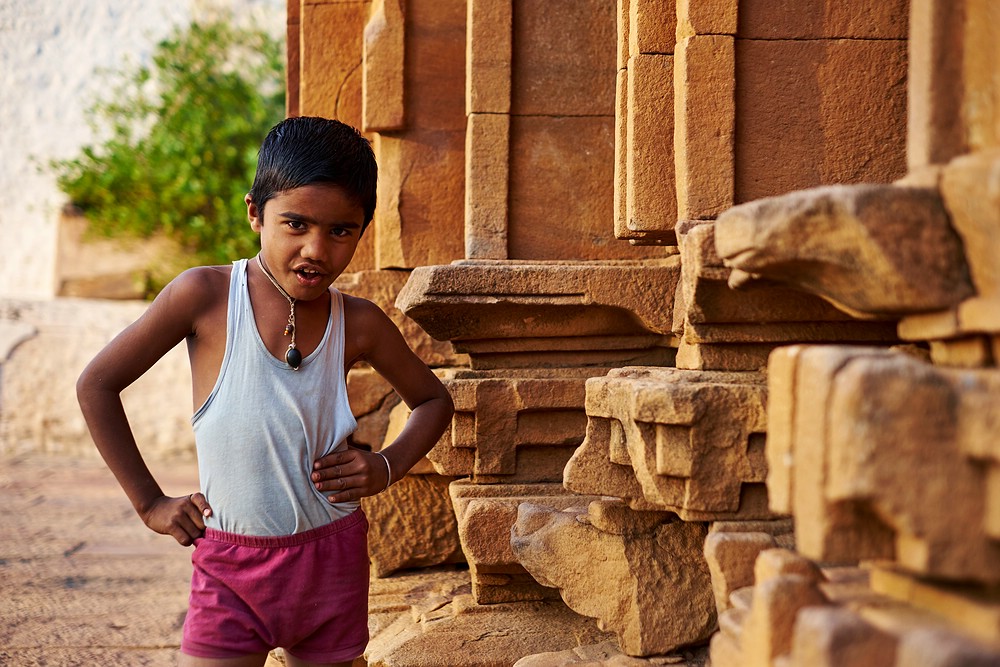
[331,227,352,237]
[285,220,307,231]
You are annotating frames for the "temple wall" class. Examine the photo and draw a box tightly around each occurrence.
[2,0,997,664]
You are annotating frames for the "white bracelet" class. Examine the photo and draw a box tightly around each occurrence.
[374,451,392,492]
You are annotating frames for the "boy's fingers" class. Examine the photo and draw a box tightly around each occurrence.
[189,492,213,518]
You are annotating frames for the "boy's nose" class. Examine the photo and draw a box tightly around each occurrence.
[300,233,326,260]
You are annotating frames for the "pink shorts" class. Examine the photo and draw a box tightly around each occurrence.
[182,509,369,662]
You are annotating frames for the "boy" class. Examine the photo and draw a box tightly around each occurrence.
[77,116,454,667]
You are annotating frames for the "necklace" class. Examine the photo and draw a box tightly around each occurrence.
[256,254,302,370]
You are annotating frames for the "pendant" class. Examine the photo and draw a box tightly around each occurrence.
[286,346,303,370]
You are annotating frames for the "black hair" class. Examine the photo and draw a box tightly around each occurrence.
[248,116,377,225]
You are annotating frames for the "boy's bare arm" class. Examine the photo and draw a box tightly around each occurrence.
[77,270,215,545]
[313,298,454,501]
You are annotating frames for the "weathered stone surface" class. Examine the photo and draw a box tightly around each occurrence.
[740,574,827,666]
[768,345,1000,583]
[509,115,666,261]
[566,367,773,520]
[450,480,601,604]
[704,531,779,615]
[363,473,465,577]
[465,112,511,260]
[674,35,735,221]
[676,0,736,37]
[366,590,616,667]
[907,0,972,169]
[512,502,716,656]
[624,54,677,242]
[673,222,898,372]
[511,0,616,117]
[869,565,1000,645]
[374,132,466,270]
[362,0,404,132]
[467,0,512,115]
[734,39,907,203]
[715,185,975,318]
[628,0,676,57]
[788,606,898,667]
[940,150,1000,302]
[737,0,908,39]
[514,640,708,666]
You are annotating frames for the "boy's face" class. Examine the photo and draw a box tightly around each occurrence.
[246,183,366,302]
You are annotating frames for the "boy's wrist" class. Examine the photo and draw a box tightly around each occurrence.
[374,451,392,492]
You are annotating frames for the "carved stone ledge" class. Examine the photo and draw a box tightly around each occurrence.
[565,367,777,521]
[396,259,681,369]
[511,499,716,656]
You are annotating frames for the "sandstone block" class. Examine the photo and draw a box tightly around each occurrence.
[365,592,616,667]
[766,346,897,563]
[789,606,898,667]
[769,345,1000,583]
[374,132,465,270]
[616,0,630,71]
[753,548,824,586]
[929,336,994,368]
[511,502,716,656]
[940,150,1000,300]
[465,112,510,260]
[704,531,778,615]
[677,0,737,37]
[737,0,908,39]
[628,0,676,57]
[466,0,512,114]
[907,0,969,169]
[362,0,404,132]
[895,627,1000,667]
[363,473,465,577]
[625,54,677,243]
[510,0,616,117]
[335,269,460,367]
[740,574,827,666]
[510,115,666,261]
[674,35,735,221]
[869,565,1000,645]
[715,185,975,318]
[285,0,300,116]
[674,222,898,363]
[450,480,600,604]
[299,1,364,123]
[514,640,708,666]
[734,39,907,204]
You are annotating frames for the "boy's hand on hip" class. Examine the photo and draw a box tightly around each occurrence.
[140,493,212,546]
[313,448,390,503]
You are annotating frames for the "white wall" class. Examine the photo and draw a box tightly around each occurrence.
[0,0,283,299]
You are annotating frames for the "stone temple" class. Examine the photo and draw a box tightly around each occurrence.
[2,0,998,665]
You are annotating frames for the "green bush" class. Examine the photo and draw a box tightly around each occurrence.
[53,19,285,295]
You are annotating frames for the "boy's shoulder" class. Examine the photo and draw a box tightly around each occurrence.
[169,264,232,295]
[154,264,232,317]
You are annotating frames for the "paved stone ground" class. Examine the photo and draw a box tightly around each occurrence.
[0,452,199,666]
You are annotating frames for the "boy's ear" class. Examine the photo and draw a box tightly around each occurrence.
[246,194,263,233]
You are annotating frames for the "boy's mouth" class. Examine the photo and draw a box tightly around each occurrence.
[293,267,324,287]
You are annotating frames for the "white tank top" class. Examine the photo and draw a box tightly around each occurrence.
[191,258,358,536]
